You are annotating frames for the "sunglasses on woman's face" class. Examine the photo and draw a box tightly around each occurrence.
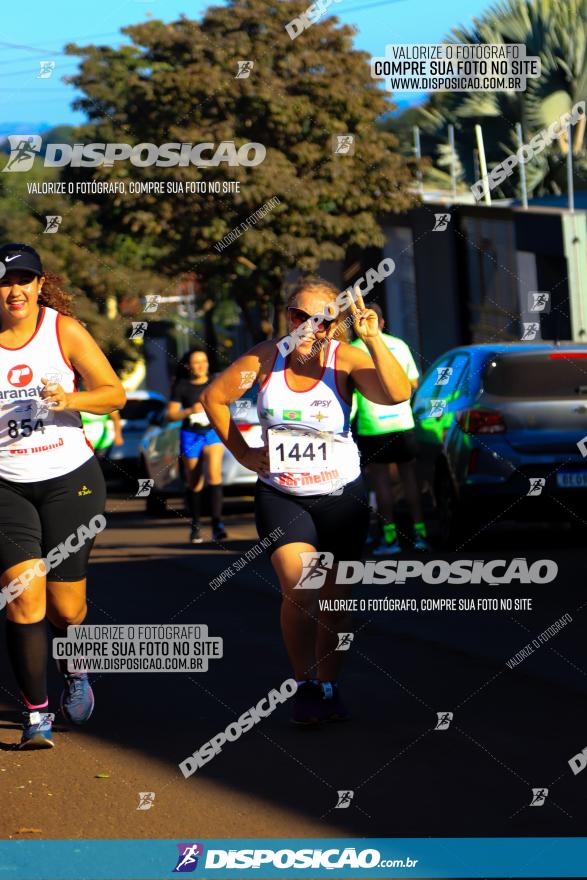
[287,307,335,331]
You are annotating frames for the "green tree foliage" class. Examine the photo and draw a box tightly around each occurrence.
[0,160,153,374]
[65,0,416,339]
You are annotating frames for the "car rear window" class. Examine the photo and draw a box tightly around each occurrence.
[483,353,587,398]
[120,398,166,420]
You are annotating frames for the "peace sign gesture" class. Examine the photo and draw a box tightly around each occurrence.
[349,286,380,342]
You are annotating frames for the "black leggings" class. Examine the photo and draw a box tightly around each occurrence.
[255,476,370,561]
[0,456,106,582]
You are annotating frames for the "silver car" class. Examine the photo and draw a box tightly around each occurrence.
[138,391,261,515]
[105,391,167,481]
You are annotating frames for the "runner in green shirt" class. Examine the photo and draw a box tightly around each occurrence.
[351,304,430,554]
[81,410,123,458]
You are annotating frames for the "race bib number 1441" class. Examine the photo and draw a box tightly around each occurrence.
[268,427,333,473]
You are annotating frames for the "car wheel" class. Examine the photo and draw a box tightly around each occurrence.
[434,465,471,550]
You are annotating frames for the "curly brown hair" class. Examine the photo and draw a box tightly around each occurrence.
[38,272,75,317]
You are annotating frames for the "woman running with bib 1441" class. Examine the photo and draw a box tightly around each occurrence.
[201,278,411,725]
[0,243,125,749]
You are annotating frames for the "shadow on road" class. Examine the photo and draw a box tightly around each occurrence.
[1,505,586,838]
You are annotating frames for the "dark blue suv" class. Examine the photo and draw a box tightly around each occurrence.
[411,343,587,545]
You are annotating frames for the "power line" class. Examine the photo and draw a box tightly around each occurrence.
[343,0,409,12]
[0,41,62,56]
[0,31,130,64]
[0,64,79,79]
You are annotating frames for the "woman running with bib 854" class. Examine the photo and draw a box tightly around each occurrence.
[201,278,411,725]
[0,243,125,749]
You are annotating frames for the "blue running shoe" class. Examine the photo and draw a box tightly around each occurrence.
[61,673,95,725]
[290,681,322,726]
[19,711,55,749]
[319,682,350,722]
[413,534,431,552]
[372,537,403,556]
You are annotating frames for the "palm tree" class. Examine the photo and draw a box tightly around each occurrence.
[414,0,587,197]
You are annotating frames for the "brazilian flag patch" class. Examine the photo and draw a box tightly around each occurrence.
[283,409,302,421]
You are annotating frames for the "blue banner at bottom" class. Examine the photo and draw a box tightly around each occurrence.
[1,838,586,879]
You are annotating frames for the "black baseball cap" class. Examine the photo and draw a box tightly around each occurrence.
[0,243,44,277]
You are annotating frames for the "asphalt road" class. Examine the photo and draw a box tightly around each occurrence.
[1,489,587,845]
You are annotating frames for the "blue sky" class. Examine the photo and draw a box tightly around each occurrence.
[0,0,490,128]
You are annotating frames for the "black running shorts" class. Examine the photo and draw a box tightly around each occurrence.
[254,475,370,561]
[0,456,106,582]
[356,428,419,464]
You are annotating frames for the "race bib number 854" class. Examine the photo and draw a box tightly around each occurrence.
[268,426,333,473]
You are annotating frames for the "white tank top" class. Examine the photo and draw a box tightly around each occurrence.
[257,339,361,496]
[0,306,94,482]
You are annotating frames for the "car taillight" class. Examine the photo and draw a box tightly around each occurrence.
[549,352,587,359]
[457,408,506,434]
[237,423,254,432]
[467,448,479,475]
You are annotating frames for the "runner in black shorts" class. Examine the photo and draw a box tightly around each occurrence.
[201,278,411,725]
[0,244,125,749]
[167,348,227,545]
